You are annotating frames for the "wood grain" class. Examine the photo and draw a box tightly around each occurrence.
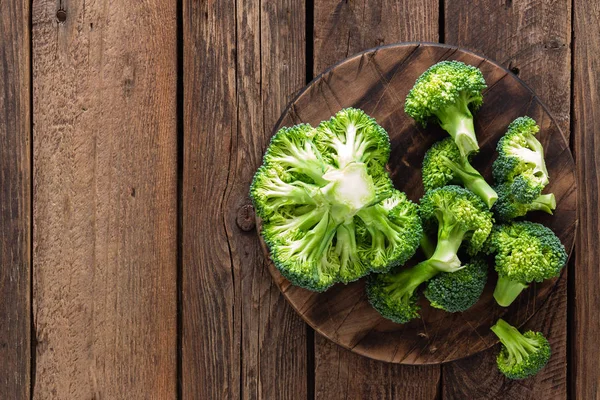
[443,1,572,397]
[0,0,30,398]
[181,0,308,398]
[572,0,600,397]
[263,43,576,365]
[312,4,440,398]
[32,1,177,398]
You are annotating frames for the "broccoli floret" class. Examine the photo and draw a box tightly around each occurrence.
[405,61,487,157]
[366,260,438,323]
[423,138,497,208]
[420,186,494,271]
[251,108,422,291]
[424,257,488,312]
[493,183,556,221]
[486,221,567,307]
[490,319,551,380]
[493,117,550,203]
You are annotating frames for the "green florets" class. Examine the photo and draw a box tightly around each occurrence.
[366,260,438,324]
[486,221,567,306]
[251,108,422,292]
[493,183,556,221]
[424,257,488,312]
[491,319,551,380]
[422,138,497,208]
[420,185,494,264]
[405,61,487,157]
[493,117,549,203]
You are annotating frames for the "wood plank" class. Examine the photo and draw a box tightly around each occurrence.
[312,2,440,399]
[32,1,177,398]
[572,0,600,397]
[443,1,571,397]
[181,0,308,398]
[0,0,30,398]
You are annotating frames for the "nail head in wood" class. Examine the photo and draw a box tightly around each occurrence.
[236,204,256,231]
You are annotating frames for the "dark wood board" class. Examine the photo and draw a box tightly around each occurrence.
[32,1,177,398]
[572,0,600,398]
[261,43,576,365]
[0,0,30,397]
[443,1,572,397]
[181,0,308,398]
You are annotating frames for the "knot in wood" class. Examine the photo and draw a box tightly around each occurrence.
[236,204,256,232]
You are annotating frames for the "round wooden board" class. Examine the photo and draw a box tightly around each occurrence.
[260,43,577,364]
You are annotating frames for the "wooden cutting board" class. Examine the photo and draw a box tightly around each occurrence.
[259,43,577,364]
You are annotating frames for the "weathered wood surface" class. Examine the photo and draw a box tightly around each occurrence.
[265,43,576,365]
[443,1,572,398]
[572,0,600,398]
[0,0,30,398]
[32,1,177,398]
[181,0,308,398]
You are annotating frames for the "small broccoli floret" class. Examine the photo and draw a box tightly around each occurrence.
[491,319,551,380]
[424,257,488,312]
[405,61,487,157]
[251,108,422,291]
[423,138,497,208]
[420,186,494,271]
[493,117,550,203]
[366,260,438,324]
[493,183,556,221]
[486,221,567,307]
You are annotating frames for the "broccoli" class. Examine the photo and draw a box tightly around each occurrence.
[490,318,551,380]
[419,186,494,271]
[423,138,497,208]
[366,186,493,323]
[493,183,556,221]
[424,257,488,312]
[486,221,567,307]
[405,60,487,157]
[251,108,422,292]
[493,117,550,203]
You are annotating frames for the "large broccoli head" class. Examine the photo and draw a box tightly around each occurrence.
[486,221,567,307]
[405,60,487,157]
[493,182,556,221]
[493,117,549,203]
[422,137,497,208]
[424,257,488,313]
[251,108,422,291]
[491,319,551,380]
[419,185,494,271]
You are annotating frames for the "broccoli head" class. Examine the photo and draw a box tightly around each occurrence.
[423,137,497,208]
[486,221,567,307]
[424,257,488,312]
[405,60,487,157]
[493,183,556,221]
[420,186,494,271]
[493,117,550,203]
[366,260,438,324]
[491,319,551,380]
[251,108,422,291]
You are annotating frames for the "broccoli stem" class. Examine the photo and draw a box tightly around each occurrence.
[493,275,529,307]
[437,99,479,157]
[491,318,524,355]
[529,193,556,215]
[428,234,464,272]
[383,260,439,300]
[442,156,497,208]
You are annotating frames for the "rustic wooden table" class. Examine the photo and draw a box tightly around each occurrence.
[1,1,597,399]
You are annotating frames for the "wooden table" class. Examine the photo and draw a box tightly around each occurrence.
[1,1,597,399]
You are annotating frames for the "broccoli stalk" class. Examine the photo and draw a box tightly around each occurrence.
[252,109,423,292]
[487,222,567,307]
[490,319,551,380]
[405,61,487,157]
